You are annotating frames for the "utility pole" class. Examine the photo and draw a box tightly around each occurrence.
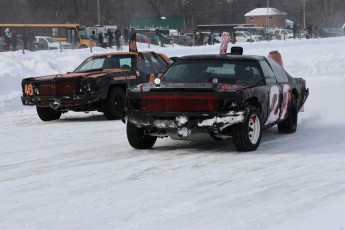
[97,0,101,25]
[266,0,270,29]
[302,0,307,29]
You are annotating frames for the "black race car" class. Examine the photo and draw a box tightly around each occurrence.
[125,48,309,151]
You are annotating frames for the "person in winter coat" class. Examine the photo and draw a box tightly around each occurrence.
[106,29,113,48]
[4,28,11,48]
[293,23,298,39]
[28,30,35,51]
[22,30,28,50]
[98,31,104,47]
[123,27,129,45]
[208,29,215,45]
[115,28,122,51]
[198,32,205,46]
[11,30,18,51]
[307,22,313,39]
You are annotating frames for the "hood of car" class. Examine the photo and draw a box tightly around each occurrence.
[28,69,131,81]
[131,82,247,93]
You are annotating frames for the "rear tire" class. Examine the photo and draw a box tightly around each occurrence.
[278,96,298,133]
[127,122,157,149]
[233,107,262,151]
[36,106,62,121]
[102,87,125,120]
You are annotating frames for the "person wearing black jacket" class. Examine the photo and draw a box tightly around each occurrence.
[115,28,122,51]
[106,29,113,48]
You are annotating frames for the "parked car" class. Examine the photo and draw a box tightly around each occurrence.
[136,33,150,43]
[35,36,73,50]
[235,26,273,40]
[235,31,262,42]
[168,35,193,46]
[21,51,172,121]
[183,32,220,45]
[272,29,293,40]
[141,32,172,45]
[30,41,49,51]
[318,28,344,38]
[13,35,49,51]
[0,40,9,52]
[125,47,309,152]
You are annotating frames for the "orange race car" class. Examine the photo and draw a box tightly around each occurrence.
[21,34,172,121]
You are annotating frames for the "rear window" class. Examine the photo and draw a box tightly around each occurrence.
[161,59,263,85]
[267,58,289,83]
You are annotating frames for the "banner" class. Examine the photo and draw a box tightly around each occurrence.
[220,32,230,54]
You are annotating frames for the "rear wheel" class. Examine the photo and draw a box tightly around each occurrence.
[127,122,157,149]
[278,96,298,133]
[233,107,262,151]
[36,106,62,121]
[102,87,125,120]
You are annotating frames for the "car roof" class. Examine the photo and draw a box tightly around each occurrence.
[177,54,266,61]
[91,51,171,63]
[91,51,147,57]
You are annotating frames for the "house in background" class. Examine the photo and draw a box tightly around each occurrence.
[244,8,287,28]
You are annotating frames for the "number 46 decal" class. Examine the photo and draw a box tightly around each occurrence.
[265,84,291,125]
[24,84,34,96]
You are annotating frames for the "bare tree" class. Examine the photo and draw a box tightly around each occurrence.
[1,0,345,29]
[307,0,343,26]
[175,0,193,31]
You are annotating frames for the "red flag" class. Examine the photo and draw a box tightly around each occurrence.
[220,32,230,54]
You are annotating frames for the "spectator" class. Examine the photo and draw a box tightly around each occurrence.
[154,28,164,47]
[307,22,313,39]
[198,32,205,46]
[293,23,298,39]
[4,28,11,49]
[123,27,129,45]
[208,29,215,45]
[297,24,301,39]
[193,29,198,46]
[22,30,28,50]
[115,27,122,51]
[11,29,18,51]
[314,25,319,38]
[98,31,104,47]
[90,31,96,41]
[106,29,113,48]
[28,30,35,51]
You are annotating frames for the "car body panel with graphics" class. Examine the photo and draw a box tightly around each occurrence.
[125,50,309,151]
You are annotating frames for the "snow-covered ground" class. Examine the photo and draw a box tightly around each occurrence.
[1,37,345,230]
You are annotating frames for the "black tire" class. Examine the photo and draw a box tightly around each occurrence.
[102,87,125,120]
[233,107,262,152]
[126,122,157,149]
[36,106,62,121]
[278,96,298,133]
